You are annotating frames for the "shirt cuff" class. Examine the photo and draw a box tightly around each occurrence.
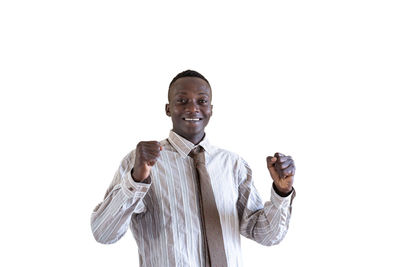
[270,186,296,209]
[120,168,152,198]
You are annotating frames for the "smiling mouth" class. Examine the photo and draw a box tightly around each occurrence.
[183,118,202,121]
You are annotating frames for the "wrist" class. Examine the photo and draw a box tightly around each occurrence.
[273,182,293,197]
[131,168,147,183]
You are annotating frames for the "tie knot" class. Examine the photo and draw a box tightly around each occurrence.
[189,146,205,166]
[190,146,204,155]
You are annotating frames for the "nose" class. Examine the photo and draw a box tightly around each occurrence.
[185,100,199,113]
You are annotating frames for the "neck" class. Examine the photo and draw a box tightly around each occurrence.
[174,130,205,145]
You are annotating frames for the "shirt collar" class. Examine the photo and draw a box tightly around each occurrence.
[168,130,213,158]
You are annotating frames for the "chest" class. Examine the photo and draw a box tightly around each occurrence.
[147,151,239,212]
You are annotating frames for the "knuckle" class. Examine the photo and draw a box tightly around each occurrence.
[137,141,148,149]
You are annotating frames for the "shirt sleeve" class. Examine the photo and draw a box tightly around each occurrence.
[90,151,151,244]
[236,158,295,246]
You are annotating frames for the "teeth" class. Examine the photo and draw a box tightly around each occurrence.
[184,118,200,121]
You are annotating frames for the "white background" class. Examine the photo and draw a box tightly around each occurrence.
[1,0,399,266]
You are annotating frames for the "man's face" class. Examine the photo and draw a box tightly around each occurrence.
[166,77,213,144]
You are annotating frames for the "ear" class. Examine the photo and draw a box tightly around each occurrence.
[165,103,171,117]
[210,104,213,116]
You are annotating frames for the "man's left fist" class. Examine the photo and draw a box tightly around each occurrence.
[267,152,295,195]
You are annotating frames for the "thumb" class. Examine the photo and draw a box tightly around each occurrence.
[147,159,157,167]
[266,156,279,179]
[267,156,277,170]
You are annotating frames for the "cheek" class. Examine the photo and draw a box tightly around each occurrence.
[169,107,179,117]
[204,107,213,117]
[171,106,182,114]
[170,109,182,122]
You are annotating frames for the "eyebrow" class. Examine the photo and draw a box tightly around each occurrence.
[173,91,210,97]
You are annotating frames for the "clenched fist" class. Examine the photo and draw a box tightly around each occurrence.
[132,141,162,182]
[267,152,295,196]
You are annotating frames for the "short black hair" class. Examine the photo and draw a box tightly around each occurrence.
[168,70,211,101]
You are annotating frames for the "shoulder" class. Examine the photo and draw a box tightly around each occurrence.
[211,146,240,159]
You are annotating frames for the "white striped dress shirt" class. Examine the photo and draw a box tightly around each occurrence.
[91,131,295,267]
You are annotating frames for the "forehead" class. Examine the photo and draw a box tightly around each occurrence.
[170,77,211,97]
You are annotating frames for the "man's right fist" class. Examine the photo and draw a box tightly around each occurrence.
[132,141,162,182]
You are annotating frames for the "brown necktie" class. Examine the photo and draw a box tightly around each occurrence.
[190,146,228,267]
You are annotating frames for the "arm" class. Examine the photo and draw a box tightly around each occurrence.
[90,151,151,244]
[236,158,295,246]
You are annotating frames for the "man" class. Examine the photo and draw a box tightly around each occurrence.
[91,70,296,267]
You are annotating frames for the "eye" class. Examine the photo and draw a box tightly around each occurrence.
[177,98,187,104]
[199,99,208,104]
